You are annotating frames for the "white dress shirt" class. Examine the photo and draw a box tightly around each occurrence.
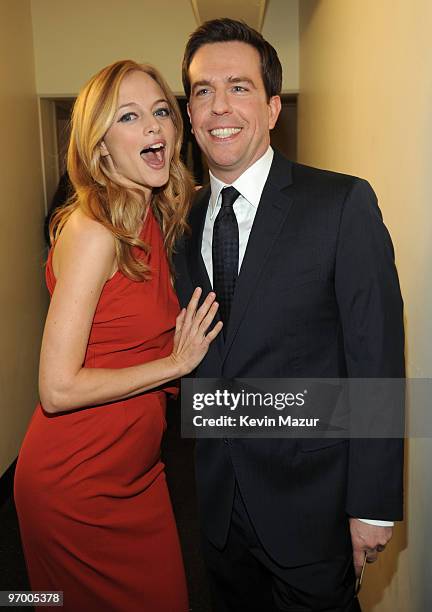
[201,146,393,528]
[201,146,273,282]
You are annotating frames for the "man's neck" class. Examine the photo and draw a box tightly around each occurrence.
[209,148,271,185]
[209,168,243,185]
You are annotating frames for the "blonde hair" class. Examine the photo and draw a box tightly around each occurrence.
[50,60,193,280]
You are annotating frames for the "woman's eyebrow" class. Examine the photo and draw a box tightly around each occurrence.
[116,98,168,110]
[117,101,139,110]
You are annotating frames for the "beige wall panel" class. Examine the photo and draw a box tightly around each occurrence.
[0,1,48,476]
[262,0,299,92]
[30,0,299,95]
[30,0,197,95]
[299,1,432,609]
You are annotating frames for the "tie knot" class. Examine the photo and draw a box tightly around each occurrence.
[221,186,239,209]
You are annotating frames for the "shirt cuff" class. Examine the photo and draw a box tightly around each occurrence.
[357,518,394,527]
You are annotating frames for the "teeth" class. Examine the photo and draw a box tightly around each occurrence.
[210,127,241,138]
[141,143,165,155]
[140,142,165,161]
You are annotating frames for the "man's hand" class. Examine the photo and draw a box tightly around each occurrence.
[349,518,393,577]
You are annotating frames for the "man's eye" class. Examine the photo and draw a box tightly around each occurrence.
[154,107,171,117]
[232,86,247,93]
[196,88,210,96]
[118,112,137,123]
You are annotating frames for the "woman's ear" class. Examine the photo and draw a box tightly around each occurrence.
[100,141,110,157]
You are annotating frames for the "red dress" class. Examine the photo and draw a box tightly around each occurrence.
[14,211,188,612]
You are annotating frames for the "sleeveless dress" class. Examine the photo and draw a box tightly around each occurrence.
[14,210,188,612]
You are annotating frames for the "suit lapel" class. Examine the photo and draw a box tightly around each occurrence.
[222,152,294,363]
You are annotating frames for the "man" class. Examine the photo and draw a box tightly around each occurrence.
[174,18,404,611]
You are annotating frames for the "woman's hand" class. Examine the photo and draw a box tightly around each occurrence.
[169,287,223,376]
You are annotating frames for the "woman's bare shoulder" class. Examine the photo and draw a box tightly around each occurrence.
[53,209,116,280]
[63,208,114,242]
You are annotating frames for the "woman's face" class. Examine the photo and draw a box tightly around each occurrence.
[101,70,176,200]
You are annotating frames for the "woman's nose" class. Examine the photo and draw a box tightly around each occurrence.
[144,116,161,134]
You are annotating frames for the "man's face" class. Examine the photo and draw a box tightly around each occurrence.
[187,41,281,183]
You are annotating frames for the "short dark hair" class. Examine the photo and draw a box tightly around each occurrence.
[182,18,282,100]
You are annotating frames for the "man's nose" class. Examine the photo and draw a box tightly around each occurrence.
[211,90,231,115]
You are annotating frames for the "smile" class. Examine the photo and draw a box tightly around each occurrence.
[209,127,242,139]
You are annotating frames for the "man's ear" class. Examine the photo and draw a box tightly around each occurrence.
[186,102,194,134]
[100,140,110,157]
[268,95,282,130]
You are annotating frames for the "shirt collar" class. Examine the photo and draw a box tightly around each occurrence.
[208,146,274,219]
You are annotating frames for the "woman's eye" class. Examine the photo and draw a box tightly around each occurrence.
[118,112,137,123]
[154,107,171,118]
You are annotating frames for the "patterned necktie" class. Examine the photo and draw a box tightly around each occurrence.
[212,186,240,334]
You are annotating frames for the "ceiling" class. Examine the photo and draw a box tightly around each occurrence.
[190,0,268,31]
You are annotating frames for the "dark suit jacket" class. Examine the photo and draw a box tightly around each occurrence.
[173,150,404,567]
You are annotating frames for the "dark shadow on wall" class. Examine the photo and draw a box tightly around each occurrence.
[299,0,320,31]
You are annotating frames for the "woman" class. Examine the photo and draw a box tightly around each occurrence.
[14,60,222,611]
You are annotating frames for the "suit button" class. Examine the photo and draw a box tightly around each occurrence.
[223,438,229,444]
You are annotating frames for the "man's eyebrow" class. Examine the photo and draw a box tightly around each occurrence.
[191,80,212,91]
[227,76,256,88]
[191,77,256,92]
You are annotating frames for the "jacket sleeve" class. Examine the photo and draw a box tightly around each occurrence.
[334,178,405,520]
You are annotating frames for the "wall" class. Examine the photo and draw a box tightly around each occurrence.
[0,1,48,476]
[262,0,298,93]
[298,1,432,609]
[30,0,299,95]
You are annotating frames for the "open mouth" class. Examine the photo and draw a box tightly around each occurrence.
[140,142,166,166]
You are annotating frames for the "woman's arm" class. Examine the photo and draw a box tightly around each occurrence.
[39,210,221,414]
